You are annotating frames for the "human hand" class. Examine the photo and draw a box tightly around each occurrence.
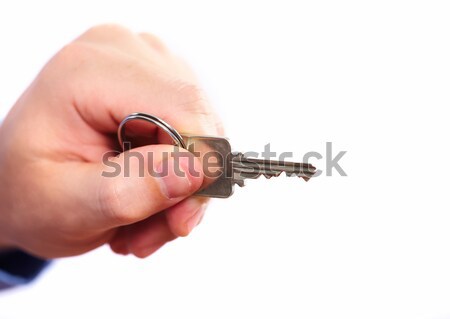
[0,24,222,258]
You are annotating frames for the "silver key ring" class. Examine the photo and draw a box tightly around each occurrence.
[118,112,186,150]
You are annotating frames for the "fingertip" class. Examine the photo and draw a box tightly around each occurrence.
[109,231,130,255]
[132,242,166,258]
[121,213,177,258]
[110,243,129,256]
[166,197,209,237]
[184,203,207,236]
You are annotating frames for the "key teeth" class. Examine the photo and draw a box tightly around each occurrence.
[300,172,316,181]
[285,171,316,180]
[232,154,317,186]
[263,172,282,178]
[234,169,316,181]
[273,171,283,177]
[234,179,245,187]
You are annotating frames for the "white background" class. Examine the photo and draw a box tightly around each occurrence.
[0,1,449,318]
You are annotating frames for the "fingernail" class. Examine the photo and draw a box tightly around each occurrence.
[186,203,207,234]
[157,154,202,199]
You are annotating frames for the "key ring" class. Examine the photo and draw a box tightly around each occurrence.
[118,112,186,150]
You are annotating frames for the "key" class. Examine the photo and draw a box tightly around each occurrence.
[182,135,316,198]
[118,113,316,199]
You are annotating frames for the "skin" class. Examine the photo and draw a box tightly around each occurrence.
[0,24,223,259]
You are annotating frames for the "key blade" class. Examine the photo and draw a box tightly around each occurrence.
[231,153,316,186]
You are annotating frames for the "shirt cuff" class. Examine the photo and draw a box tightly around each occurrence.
[0,250,51,290]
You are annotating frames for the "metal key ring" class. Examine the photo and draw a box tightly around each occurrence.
[118,112,186,150]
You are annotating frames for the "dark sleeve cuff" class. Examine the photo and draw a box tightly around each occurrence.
[0,250,51,290]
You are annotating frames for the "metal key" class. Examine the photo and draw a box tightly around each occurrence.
[118,113,316,198]
[182,135,316,198]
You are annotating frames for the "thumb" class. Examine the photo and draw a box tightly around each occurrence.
[64,144,204,229]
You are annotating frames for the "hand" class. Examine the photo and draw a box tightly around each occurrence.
[0,24,223,258]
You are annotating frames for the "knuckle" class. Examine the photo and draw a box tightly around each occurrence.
[50,41,97,69]
[39,42,98,88]
[214,118,225,136]
[82,23,133,39]
[139,32,168,52]
[175,83,209,112]
[174,83,222,134]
